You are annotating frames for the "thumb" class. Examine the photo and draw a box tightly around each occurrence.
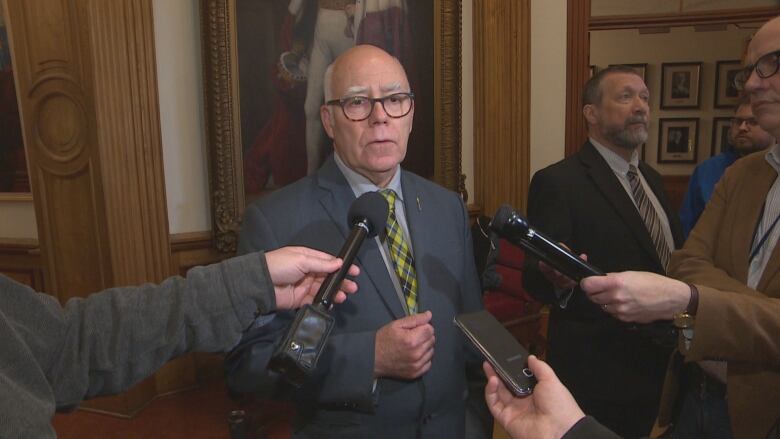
[528,355,557,382]
[297,255,343,276]
[398,310,432,329]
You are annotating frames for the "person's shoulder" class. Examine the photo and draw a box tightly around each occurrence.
[402,170,459,199]
[245,175,318,212]
[728,149,771,175]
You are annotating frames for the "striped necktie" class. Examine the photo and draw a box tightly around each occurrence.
[627,165,671,269]
[380,189,418,314]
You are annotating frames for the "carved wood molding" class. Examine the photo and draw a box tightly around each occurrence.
[590,6,780,30]
[200,0,241,253]
[565,0,591,157]
[200,0,463,252]
[473,0,531,215]
[434,0,463,195]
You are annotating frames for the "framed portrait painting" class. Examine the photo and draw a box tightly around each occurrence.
[657,118,699,164]
[711,117,732,156]
[660,62,702,109]
[201,0,463,251]
[714,60,742,109]
[0,7,30,198]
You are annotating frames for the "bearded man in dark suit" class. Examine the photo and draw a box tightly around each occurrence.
[523,65,684,438]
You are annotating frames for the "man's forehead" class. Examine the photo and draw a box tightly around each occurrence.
[342,82,404,96]
[748,20,780,63]
[604,73,647,91]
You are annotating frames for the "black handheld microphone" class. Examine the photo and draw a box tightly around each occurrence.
[489,204,604,282]
[312,192,388,309]
[269,191,388,386]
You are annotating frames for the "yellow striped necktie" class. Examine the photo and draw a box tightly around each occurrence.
[380,189,418,314]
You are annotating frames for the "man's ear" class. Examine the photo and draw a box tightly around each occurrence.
[583,104,598,126]
[321,105,336,139]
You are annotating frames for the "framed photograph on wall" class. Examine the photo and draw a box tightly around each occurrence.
[714,60,742,108]
[609,63,647,82]
[711,117,732,156]
[661,62,702,109]
[658,118,699,163]
[200,0,463,251]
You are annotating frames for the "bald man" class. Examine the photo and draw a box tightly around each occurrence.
[228,45,489,438]
[487,16,780,439]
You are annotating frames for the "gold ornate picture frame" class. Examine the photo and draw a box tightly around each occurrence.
[200,0,462,252]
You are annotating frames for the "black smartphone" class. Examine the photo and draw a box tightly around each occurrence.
[454,310,536,396]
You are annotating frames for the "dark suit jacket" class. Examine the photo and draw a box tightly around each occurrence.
[523,142,683,404]
[228,156,486,438]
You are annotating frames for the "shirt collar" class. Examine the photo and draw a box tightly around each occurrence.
[764,143,780,176]
[333,152,404,200]
[589,137,639,176]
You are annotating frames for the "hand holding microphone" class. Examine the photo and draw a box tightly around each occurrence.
[269,192,388,385]
[489,205,603,283]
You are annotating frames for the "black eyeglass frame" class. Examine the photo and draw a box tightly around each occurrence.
[326,92,415,122]
[735,48,780,91]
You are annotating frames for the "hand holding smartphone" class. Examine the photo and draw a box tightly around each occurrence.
[455,310,536,396]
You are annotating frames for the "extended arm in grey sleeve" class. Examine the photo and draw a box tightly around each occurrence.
[34,252,275,408]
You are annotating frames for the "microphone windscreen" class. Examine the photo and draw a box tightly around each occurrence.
[347,191,389,240]
[490,204,515,232]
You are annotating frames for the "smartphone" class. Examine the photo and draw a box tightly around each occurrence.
[454,310,536,396]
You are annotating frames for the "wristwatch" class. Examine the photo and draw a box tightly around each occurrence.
[672,284,699,351]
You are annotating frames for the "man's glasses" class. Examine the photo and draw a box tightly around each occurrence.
[326,92,414,122]
[734,48,780,91]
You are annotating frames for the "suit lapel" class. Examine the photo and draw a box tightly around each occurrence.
[316,158,406,319]
[739,162,780,291]
[579,142,664,269]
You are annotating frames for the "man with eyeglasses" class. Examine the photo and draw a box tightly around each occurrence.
[483,17,780,439]
[679,95,774,238]
[226,45,490,438]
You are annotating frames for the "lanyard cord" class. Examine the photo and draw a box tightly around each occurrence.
[749,201,780,262]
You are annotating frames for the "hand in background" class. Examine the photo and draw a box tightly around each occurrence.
[484,356,584,439]
[581,271,689,323]
[265,246,359,310]
[374,311,435,379]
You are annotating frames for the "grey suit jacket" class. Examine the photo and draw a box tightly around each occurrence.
[228,156,486,438]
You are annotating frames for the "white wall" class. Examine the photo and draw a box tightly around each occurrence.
[153,0,211,234]
[530,0,568,176]
[0,200,37,238]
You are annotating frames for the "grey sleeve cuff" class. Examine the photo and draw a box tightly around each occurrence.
[220,251,276,326]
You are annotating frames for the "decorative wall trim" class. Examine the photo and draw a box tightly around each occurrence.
[590,6,780,31]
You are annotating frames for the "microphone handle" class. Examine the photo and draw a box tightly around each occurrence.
[312,220,369,309]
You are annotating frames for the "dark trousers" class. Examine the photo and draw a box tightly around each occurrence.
[670,373,731,439]
[579,397,658,439]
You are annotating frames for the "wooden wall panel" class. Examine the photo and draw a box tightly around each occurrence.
[473,0,530,216]
[4,0,179,417]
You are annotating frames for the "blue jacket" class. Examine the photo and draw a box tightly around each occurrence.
[679,150,738,239]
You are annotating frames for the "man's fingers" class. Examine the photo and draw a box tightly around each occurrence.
[580,272,620,294]
[398,310,432,329]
